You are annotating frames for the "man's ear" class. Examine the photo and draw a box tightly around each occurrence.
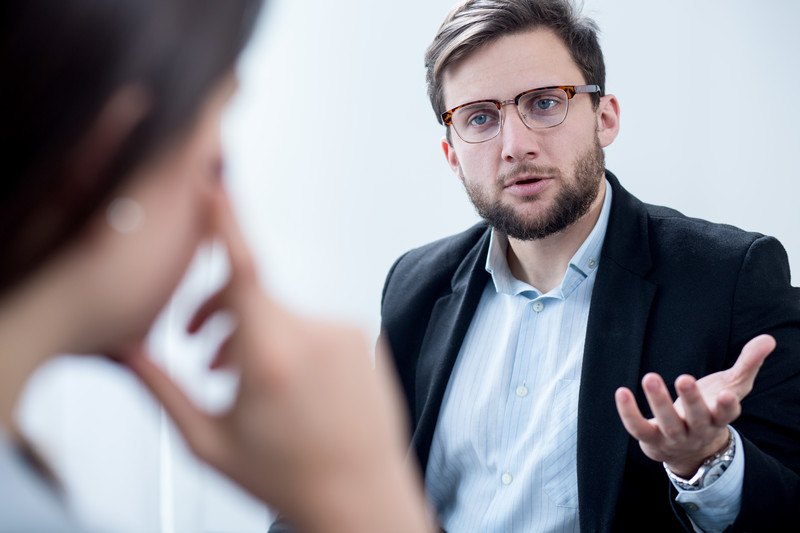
[441,136,463,181]
[595,94,620,148]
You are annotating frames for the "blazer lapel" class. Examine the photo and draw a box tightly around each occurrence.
[578,173,656,533]
[411,230,491,472]
[408,173,657,527]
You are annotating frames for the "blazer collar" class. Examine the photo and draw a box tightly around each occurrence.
[412,228,491,471]
[412,172,658,533]
[577,171,657,532]
[600,171,653,275]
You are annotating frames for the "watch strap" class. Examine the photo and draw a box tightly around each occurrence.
[664,429,736,491]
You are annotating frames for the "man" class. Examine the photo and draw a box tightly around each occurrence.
[379,1,800,531]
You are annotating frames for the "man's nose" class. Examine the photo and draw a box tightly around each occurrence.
[500,105,541,163]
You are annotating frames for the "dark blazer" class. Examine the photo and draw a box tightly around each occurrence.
[379,172,800,532]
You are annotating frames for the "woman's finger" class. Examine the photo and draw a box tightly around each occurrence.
[125,353,222,463]
[210,189,259,286]
[187,287,228,333]
[209,333,238,370]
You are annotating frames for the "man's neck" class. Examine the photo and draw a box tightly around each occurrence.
[506,180,607,293]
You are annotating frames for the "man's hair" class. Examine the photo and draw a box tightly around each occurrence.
[425,0,605,125]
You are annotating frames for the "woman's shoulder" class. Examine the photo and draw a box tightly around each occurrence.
[0,428,86,533]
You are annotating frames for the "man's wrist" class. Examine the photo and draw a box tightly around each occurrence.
[664,428,736,491]
[664,428,732,478]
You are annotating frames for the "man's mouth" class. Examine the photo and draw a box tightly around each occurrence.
[505,176,549,188]
[501,175,554,197]
[514,177,542,185]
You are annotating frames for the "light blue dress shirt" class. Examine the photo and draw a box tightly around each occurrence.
[425,181,744,532]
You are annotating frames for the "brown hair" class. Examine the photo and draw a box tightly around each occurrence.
[425,0,605,124]
[0,0,263,294]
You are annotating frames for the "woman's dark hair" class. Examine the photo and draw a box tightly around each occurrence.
[0,0,263,294]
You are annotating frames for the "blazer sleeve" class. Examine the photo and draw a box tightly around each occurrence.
[728,235,800,529]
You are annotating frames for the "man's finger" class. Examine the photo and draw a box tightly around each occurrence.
[615,387,660,443]
[728,334,776,393]
[641,373,685,439]
[711,390,741,426]
[674,374,712,429]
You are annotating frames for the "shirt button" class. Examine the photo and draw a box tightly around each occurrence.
[501,472,513,485]
[532,301,544,312]
[685,503,700,512]
[515,385,529,397]
[588,258,597,269]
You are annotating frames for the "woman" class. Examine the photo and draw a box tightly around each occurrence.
[0,0,432,531]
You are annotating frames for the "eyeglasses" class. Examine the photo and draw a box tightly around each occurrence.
[441,84,601,144]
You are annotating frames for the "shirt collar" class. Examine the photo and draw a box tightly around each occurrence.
[485,179,613,299]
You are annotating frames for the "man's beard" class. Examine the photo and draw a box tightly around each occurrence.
[462,137,605,241]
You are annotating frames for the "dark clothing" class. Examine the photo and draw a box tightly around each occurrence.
[379,172,800,532]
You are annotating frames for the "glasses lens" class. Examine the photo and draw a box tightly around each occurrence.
[517,88,569,128]
[452,102,501,143]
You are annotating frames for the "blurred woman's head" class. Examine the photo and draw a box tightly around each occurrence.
[1,0,262,354]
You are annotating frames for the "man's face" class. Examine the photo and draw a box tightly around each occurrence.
[441,28,619,240]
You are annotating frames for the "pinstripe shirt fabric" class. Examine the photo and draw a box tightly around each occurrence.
[426,185,613,533]
[424,181,743,532]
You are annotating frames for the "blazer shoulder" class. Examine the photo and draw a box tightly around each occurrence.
[642,201,769,260]
[382,222,489,303]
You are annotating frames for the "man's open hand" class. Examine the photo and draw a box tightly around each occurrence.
[614,335,775,477]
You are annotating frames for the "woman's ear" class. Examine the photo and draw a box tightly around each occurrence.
[69,85,152,186]
[70,85,152,243]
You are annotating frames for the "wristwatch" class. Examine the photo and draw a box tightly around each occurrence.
[663,430,736,491]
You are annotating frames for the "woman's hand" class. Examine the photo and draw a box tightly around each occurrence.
[125,190,433,532]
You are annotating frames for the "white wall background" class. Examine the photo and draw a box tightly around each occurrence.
[18,1,800,531]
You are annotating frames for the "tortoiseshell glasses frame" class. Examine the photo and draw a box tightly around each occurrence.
[441,84,601,144]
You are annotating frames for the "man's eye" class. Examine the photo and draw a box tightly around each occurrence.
[469,114,490,126]
[462,109,498,129]
[535,98,558,110]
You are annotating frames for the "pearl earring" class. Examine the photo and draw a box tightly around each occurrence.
[106,197,144,234]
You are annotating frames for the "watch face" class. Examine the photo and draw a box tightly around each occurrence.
[664,432,735,491]
[700,462,730,489]
[677,479,701,491]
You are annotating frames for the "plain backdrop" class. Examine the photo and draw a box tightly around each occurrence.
[18,1,800,531]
